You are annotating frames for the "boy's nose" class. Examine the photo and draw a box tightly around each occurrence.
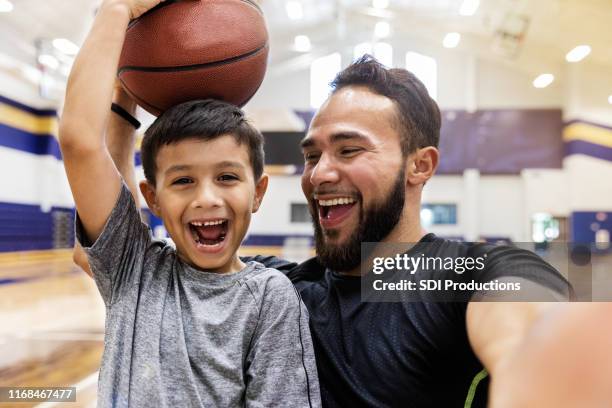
[192,185,223,209]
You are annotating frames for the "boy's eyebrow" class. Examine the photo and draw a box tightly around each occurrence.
[216,161,246,170]
[165,164,192,175]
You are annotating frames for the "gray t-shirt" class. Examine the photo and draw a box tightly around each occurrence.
[77,183,321,408]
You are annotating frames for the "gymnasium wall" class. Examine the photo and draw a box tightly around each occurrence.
[1,42,611,252]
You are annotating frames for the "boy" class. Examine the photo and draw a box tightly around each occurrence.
[59,0,320,406]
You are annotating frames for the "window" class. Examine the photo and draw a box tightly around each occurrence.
[310,52,341,108]
[354,42,393,67]
[291,203,312,223]
[421,204,457,226]
[405,51,437,100]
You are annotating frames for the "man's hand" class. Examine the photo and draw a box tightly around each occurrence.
[104,0,166,20]
[489,303,612,407]
[73,242,93,277]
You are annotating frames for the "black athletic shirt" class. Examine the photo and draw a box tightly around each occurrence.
[247,233,571,408]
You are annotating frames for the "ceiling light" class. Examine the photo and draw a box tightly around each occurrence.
[0,0,13,12]
[533,73,554,89]
[294,35,311,52]
[443,32,461,48]
[565,45,591,62]
[372,0,389,9]
[375,21,390,38]
[285,1,303,20]
[38,54,59,70]
[459,0,479,16]
[52,38,79,55]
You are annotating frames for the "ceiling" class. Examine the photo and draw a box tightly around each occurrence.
[0,0,610,98]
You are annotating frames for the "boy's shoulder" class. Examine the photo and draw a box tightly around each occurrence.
[241,262,299,302]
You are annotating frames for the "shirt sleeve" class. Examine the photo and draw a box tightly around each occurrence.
[470,244,574,301]
[75,182,151,306]
[244,271,321,408]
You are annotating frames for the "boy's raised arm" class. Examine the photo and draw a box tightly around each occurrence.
[59,0,162,243]
[72,83,140,276]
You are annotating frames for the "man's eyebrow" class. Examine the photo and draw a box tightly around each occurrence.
[300,131,370,149]
[330,132,370,144]
[300,137,315,149]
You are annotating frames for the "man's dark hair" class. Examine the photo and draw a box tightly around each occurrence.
[331,54,441,155]
[141,99,265,185]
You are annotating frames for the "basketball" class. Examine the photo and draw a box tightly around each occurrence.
[118,0,269,116]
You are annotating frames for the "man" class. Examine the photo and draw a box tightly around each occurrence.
[258,56,570,407]
[77,55,596,407]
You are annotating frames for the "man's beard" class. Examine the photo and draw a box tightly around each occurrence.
[310,168,406,273]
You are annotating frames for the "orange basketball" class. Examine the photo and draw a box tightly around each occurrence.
[118,0,269,116]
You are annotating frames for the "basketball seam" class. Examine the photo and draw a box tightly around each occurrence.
[127,0,263,30]
[117,43,268,74]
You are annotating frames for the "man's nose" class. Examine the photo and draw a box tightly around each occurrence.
[309,154,340,187]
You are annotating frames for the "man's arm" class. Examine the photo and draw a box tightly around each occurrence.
[466,300,555,376]
[59,0,161,244]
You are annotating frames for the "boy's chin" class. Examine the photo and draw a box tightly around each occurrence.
[177,243,240,274]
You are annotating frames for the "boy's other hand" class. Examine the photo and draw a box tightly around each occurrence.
[73,242,93,278]
[103,0,166,20]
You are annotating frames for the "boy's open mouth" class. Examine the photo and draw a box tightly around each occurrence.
[188,220,229,247]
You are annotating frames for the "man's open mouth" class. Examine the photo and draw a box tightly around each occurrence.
[188,220,229,246]
[317,197,357,222]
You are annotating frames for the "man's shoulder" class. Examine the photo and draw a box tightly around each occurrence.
[240,255,326,283]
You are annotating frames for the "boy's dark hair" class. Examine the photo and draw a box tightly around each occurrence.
[141,99,265,185]
[331,54,441,155]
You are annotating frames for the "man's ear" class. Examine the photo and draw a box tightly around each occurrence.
[139,180,161,217]
[252,173,269,213]
[406,146,439,186]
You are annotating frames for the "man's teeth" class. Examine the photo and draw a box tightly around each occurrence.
[190,220,225,227]
[318,197,356,206]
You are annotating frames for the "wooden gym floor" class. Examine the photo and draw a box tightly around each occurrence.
[0,250,104,408]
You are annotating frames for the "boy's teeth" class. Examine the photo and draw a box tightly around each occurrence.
[318,197,356,206]
[190,220,225,227]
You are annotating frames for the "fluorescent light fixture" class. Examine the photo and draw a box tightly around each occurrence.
[608,95,612,105]
[294,35,311,52]
[38,54,59,70]
[285,1,303,20]
[565,45,591,62]
[372,0,389,9]
[373,42,393,67]
[459,0,479,16]
[375,21,390,38]
[0,0,13,12]
[443,32,461,48]
[311,53,341,108]
[533,73,554,88]
[52,38,79,55]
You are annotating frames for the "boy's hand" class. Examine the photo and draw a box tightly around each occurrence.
[103,0,166,20]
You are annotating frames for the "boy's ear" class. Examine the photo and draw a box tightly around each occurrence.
[252,173,269,213]
[139,180,161,217]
